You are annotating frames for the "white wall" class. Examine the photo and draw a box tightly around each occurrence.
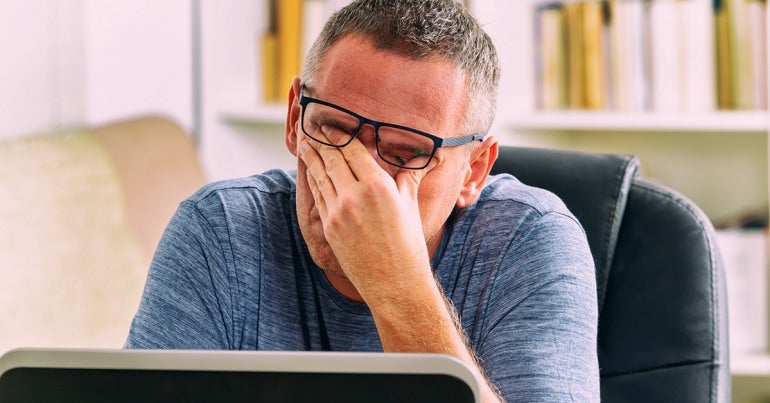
[83,0,192,131]
[0,0,192,139]
[0,0,84,138]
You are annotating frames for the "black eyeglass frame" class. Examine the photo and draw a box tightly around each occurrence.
[298,85,485,170]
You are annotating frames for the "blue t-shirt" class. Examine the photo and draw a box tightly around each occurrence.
[126,170,600,402]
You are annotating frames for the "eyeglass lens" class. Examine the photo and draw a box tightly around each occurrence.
[302,101,435,169]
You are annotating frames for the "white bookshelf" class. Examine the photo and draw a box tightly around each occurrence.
[204,0,770,221]
[483,0,770,384]
[506,111,769,133]
[220,107,769,133]
[197,0,770,380]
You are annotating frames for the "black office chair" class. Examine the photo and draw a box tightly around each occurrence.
[491,146,730,402]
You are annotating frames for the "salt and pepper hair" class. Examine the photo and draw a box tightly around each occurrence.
[301,0,500,135]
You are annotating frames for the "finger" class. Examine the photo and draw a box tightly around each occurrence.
[314,125,384,182]
[299,139,338,204]
[307,126,360,186]
[339,140,382,182]
[395,164,430,200]
[305,168,328,219]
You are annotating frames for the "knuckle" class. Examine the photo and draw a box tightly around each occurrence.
[315,175,328,191]
[338,193,356,211]
[325,208,346,231]
[324,153,344,173]
[363,175,391,194]
[343,140,369,161]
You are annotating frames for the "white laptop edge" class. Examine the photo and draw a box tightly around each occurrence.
[0,348,480,402]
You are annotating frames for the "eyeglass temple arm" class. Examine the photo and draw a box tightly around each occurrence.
[441,133,486,147]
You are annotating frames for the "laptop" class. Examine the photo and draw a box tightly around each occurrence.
[0,348,479,402]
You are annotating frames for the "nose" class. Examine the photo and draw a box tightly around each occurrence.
[355,124,378,155]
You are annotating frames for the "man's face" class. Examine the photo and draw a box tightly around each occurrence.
[287,35,474,278]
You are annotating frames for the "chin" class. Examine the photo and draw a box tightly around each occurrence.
[296,184,348,278]
[302,218,346,277]
[306,241,346,278]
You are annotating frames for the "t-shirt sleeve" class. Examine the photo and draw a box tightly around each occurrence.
[124,200,238,350]
[479,211,600,402]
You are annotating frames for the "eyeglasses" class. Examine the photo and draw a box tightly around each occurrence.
[298,85,485,170]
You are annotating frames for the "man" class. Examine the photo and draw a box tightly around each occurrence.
[126,0,600,401]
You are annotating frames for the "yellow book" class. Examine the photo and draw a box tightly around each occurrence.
[538,3,567,110]
[262,32,278,103]
[565,2,586,109]
[715,0,734,109]
[582,0,606,110]
[277,0,303,99]
[730,0,754,109]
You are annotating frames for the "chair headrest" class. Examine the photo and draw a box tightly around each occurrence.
[490,146,639,312]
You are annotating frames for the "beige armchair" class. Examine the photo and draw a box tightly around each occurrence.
[0,116,205,353]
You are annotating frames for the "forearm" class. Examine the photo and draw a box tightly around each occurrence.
[365,275,502,403]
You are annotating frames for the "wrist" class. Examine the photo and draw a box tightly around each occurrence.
[355,259,437,310]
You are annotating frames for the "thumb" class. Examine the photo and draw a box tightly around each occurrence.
[395,167,428,200]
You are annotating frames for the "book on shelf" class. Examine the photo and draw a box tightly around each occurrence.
[715,0,768,110]
[715,0,733,109]
[534,2,568,110]
[582,0,608,109]
[536,0,609,110]
[609,0,650,111]
[261,0,279,103]
[276,0,302,102]
[565,2,587,108]
[680,0,715,112]
[748,0,768,109]
[260,0,352,104]
[533,0,766,113]
[649,0,682,111]
[731,0,754,109]
[715,228,768,357]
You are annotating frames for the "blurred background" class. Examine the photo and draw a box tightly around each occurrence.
[0,0,769,400]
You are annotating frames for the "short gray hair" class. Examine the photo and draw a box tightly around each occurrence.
[301,0,500,135]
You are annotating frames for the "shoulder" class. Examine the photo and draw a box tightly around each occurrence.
[181,169,297,213]
[167,169,298,236]
[188,169,296,203]
[476,173,573,219]
[446,173,592,286]
[453,173,582,240]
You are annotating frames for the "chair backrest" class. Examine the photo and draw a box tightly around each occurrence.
[490,146,730,402]
[0,115,205,354]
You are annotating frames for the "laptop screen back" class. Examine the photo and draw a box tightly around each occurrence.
[0,349,479,403]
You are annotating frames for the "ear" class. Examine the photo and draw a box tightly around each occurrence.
[285,77,303,156]
[456,136,499,208]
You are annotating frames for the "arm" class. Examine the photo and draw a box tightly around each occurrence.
[367,274,503,402]
[125,201,236,350]
[299,134,502,402]
[479,212,600,401]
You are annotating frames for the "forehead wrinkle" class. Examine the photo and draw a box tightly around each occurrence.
[314,36,468,138]
[355,73,467,137]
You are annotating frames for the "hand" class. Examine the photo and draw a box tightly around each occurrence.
[299,128,503,403]
[298,127,433,303]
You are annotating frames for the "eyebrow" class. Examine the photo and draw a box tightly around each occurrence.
[380,138,429,153]
[302,85,439,138]
[310,109,358,128]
